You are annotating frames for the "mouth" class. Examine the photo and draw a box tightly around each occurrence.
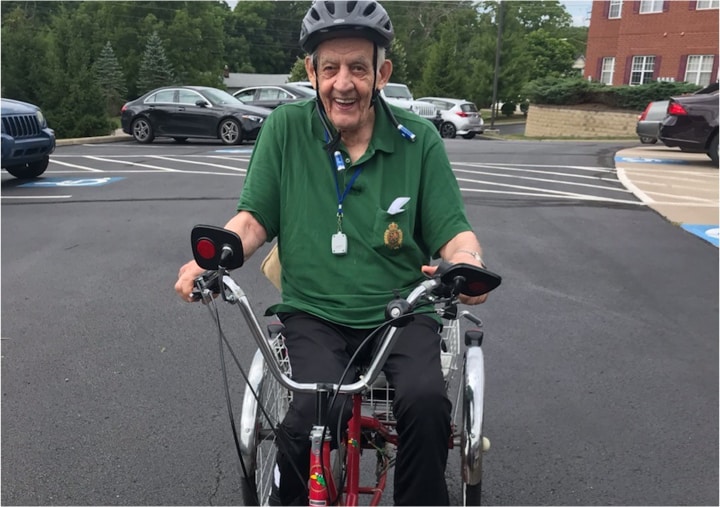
[332,97,358,110]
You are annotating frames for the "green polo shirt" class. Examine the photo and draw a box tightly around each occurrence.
[238,99,472,328]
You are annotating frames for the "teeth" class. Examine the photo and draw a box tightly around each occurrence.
[335,98,355,104]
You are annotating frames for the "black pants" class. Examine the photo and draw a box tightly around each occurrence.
[275,312,451,506]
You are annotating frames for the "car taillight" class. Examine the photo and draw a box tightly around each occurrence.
[638,103,651,121]
[667,101,688,116]
[121,104,127,113]
[455,111,468,118]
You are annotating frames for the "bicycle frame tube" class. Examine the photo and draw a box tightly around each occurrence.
[308,425,337,506]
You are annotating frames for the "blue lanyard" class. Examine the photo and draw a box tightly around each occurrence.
[324,130,362,218]
[333,164,362,217]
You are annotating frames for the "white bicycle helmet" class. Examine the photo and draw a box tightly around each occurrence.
[299,0,394,53]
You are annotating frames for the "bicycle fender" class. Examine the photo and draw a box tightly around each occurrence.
[462,346,485,486]
[239,349,265,470]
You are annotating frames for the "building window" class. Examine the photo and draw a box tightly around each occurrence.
[600,57,615,84]
[609,0,623,17]
[630,56,655,85]
[639,0,664,13]
[685,55,715,86]
[696,0,719,9]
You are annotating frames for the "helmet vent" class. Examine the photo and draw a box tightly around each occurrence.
[363,2,376,16]
[325,1,336,15]
[310,7,320,21]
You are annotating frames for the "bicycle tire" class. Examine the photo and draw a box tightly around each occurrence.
[239,338,292,506]
[461,347,485,506]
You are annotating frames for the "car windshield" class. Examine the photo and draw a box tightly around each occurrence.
[200,87,242,105]
[384,85,412,100]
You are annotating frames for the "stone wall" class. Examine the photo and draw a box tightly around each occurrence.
[524,104,639,138]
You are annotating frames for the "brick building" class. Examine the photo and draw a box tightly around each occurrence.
[584,0,719,86]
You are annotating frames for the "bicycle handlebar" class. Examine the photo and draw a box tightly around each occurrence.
[190,225,502,396]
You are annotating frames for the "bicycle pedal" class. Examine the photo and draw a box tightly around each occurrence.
[482,436,491,452]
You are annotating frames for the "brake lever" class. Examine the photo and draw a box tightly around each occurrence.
[191,270,221,302]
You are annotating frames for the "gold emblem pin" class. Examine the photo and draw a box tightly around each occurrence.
[384,222,403,250]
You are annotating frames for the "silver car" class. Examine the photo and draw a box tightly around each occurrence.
[417,97,484,139]
[636,100,669,144]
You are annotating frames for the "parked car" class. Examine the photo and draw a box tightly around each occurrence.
[636,100,669,144]
[659,90,718,166]
[233,84,315,109]
[121,86,271,145]
[416,97,484,139]
[380,83,440,126]
[288,81,314,89]
[1,98,56,179]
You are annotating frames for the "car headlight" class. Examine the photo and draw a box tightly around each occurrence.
[242,114,264,123]
[35,109,47,128]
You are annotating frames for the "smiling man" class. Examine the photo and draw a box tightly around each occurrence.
[175,1,490,504]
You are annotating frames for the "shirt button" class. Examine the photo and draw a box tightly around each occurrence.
[345,158,351,164]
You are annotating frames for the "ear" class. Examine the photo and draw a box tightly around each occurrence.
[376,59,393,90]
[304,55,317,89]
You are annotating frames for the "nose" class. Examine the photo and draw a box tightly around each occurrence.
[333,65,354,93]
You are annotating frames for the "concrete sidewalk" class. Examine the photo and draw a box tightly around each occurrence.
[56,129,131,147]
[615,144,719,246]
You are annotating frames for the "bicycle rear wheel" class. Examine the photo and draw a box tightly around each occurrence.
[460,346,485,506]
[239,335,292,506]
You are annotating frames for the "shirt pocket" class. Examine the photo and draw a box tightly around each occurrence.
[371,208,412,257]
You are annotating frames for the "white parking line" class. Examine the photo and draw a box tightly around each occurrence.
[147,155,247,172]
[50,159,104,172]
[453,168,631,193]
[84,155,181,171]
[1,195,72,199]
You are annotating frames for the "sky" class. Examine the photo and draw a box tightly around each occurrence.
[560,0,593,27]
[224,0,594,28]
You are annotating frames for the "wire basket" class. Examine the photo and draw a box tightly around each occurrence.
[361,319,461,425]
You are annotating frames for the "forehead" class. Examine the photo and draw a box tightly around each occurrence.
[316,37,375,61]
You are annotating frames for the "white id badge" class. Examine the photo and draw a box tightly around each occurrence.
[331,232,348,255]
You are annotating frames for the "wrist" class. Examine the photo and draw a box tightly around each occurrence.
[455,249,485,267]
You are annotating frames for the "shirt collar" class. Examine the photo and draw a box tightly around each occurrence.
[310,100,397,157]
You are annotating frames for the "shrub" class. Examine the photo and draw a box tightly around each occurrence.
[501,101,516,117]
[522,76,702,110]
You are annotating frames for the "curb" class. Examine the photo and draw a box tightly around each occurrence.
[56,129,132,147]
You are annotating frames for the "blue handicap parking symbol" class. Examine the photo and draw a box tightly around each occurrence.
[614,156,688,165]
[19,177,124,188]
[681,224,719,247]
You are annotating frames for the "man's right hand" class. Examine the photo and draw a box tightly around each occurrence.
[175,260,205,302]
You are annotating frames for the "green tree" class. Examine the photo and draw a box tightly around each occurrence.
[0,7,54,105]
[137,31,175,94]
[288,57,309,82]
[524,29,576,81]
[94,41,128,116]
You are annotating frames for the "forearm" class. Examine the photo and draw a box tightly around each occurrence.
[439,230,484,266]
[223,210,268,261]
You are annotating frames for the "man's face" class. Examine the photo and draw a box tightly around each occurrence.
[306,37,391,135]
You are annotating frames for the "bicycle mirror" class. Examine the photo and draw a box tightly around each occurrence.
[191,225,244,270]
[440,263,502,297]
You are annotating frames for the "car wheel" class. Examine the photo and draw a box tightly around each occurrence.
[709,133,718,167]
[639,136,657,144]
[131,117,154,143]
[219,118,242,145]
[4,156,50,179]
[173,137,188,143]
[462,132,476,140]
[440,122,457,139]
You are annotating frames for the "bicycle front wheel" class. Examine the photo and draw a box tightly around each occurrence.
[239,338,292,506]
[461,346,485,506]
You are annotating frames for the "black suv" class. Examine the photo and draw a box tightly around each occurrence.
[1,98,56,179]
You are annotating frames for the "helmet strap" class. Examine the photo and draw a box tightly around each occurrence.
[370,44,379,109]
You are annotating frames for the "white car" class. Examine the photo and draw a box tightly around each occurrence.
[380,83,439,125]
[416,97,484,139]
